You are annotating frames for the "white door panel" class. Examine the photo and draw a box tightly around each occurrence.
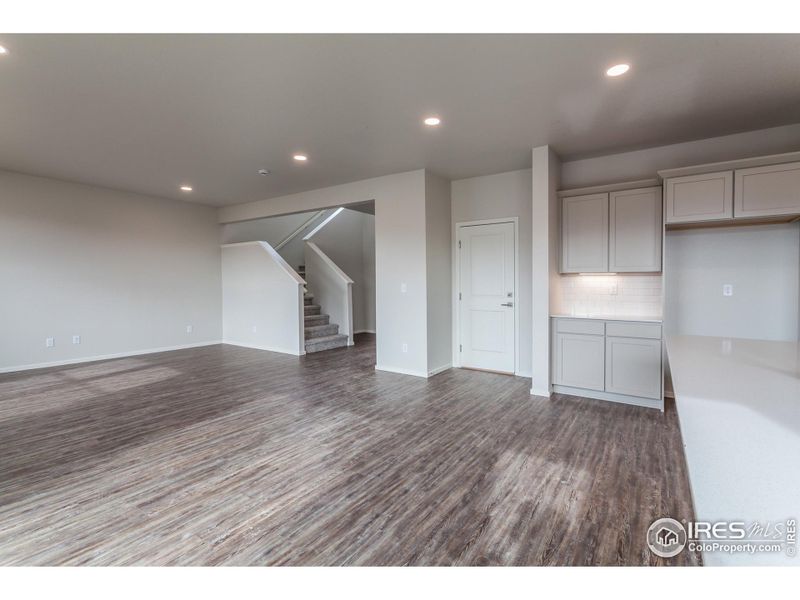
[459,222,515,373]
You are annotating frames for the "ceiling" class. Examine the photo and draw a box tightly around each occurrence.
[1,34,799,207]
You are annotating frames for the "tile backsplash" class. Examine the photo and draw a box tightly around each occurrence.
[555,274,662,318]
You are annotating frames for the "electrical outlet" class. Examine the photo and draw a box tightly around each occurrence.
[186,325,193,333]
[72,335,81,345]
[609,282,618,295]
[45,337,54,348]
[723,284,733,297]
[402,343,408,353]
[400,283,407,294]
[252,325,258,333]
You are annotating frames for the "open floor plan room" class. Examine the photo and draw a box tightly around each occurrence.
[0,24,798,581]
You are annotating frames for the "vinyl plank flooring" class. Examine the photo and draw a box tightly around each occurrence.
[0,334,700,566]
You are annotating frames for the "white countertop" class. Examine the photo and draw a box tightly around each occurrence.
[550,313,663,323]
[666,334,800,566]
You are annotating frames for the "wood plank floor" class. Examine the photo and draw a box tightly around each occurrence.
[0,334,700,565]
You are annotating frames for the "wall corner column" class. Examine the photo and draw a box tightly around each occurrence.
[531,146,561,396]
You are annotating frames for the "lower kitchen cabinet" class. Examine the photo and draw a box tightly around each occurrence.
[605,336,662,399]
[554,332,605,391]
[551,317,663,410]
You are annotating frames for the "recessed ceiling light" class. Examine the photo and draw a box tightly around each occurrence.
[293,154,308,162]
[0,45,8,55]
[606,63,630,77]
[180,185,193,192]
[424,117,441,126]
[258,169,271,176]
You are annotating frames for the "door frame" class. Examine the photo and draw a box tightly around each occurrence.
[453,217,520,375]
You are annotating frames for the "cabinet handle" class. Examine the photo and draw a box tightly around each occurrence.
[500,302,513,307]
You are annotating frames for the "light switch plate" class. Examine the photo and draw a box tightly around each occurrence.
[72,335,81,345]
[723,284,733,297]
[45,337,54,348]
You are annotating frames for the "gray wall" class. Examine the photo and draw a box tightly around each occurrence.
[665,223,800,342]
[425,171,452,374]
[561,123,800,189]
[451,168,532,376]
[220,209,331,270]
[0,170,222,371]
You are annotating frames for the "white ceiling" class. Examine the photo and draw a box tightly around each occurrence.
[1,34,799,206]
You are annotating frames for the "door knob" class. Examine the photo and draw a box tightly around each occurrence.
[500,302,513,307]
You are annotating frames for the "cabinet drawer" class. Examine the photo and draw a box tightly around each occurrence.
[605,321,661,339]
[664,171,733,224]
[734,162,800,218]
[554,318,605,336]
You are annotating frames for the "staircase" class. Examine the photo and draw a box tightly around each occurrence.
[298,265,349,353]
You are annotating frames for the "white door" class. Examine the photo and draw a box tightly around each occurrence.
[458,222,515,374]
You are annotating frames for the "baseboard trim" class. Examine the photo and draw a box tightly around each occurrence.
[374,364,429,378]
[552,384,663,411]
[222,341,304,356]
[530,386,552,398]
[427,363,452,377]
[663,390,675,399]
[0,341,223,374]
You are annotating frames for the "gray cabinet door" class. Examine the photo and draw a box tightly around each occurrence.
[554,332,605,391]
[605,336,661,399]
[561,193,608,273]
[734,162,800,218]
[664,171,733,224]
[609,186,662,272]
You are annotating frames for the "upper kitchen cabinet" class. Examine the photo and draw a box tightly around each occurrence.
[664,171,733,224]
[734,161,800,218]
[609,186,662,272]
[561,192,608,273]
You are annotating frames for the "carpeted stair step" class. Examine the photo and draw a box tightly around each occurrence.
[304,313,330,326]
[305,334,348,353]
[304,304,321,316]
[305,323,339,339]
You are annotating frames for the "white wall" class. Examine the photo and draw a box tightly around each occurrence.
[218,169,432,376]
[0,170,222,371]
[531,147,561,396]
[306,208,375,334]
[451,169,532,376]
[425,172,452,375]
[665,223,800,342]
[362,215,376,333]
[561,123,800,189]
[221,242,305,355]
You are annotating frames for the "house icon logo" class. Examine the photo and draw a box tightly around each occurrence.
[647,518,687,558]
